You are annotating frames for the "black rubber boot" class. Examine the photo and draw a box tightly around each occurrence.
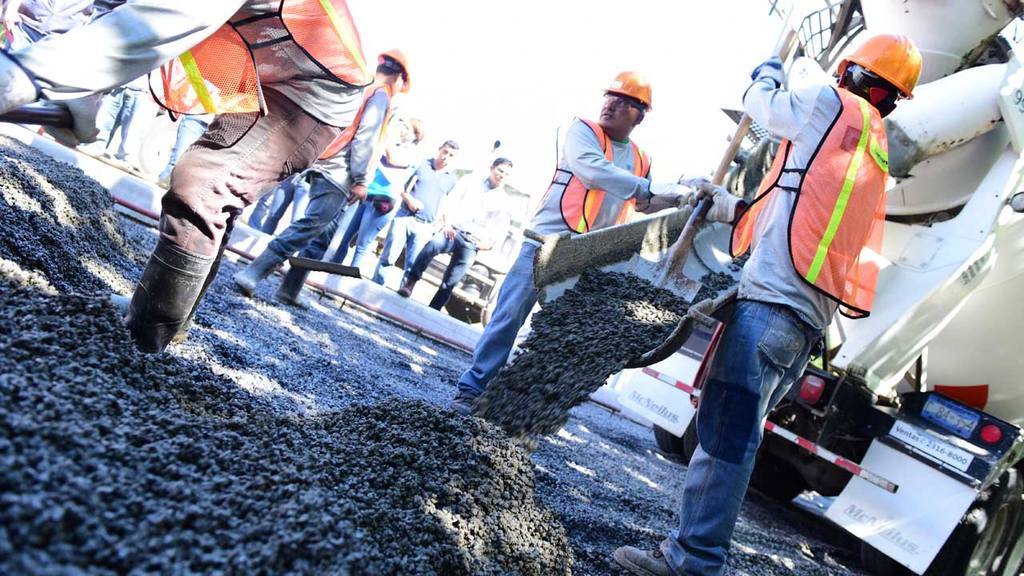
[125,239,214,353]
[232,249,286,297]
[171,238,229,345]
[275,266,311,308]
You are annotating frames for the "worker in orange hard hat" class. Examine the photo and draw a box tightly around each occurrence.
[452,71,704,414]
[235,49,411,307]
[614,34,921,576]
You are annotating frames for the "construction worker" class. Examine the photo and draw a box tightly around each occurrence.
[613,35,922,576]
[233,50,411,308]
[0,0,372,352]
[398,157,515,310]
[453,72,698,413]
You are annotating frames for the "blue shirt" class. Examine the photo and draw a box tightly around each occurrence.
[396,158,459,223]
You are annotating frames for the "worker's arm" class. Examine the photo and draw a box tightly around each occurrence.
[401,167,423,212]
[345,90,389,188]
[10,0,245,100]
[564,120,649,201]
[742,61,827,142]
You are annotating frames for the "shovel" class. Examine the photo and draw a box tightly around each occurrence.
[529,3,807,369]
[0,102,73,127]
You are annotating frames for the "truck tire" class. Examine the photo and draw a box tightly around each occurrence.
[653,421,699,465]
[860,468,1024,576]
[749,452,806,502]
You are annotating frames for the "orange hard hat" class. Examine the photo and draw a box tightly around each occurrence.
[837,34,922,98]
[605,71,652,110]
[379,49,411,93]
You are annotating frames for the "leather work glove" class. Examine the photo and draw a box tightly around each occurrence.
[638,182,696,213]
[0,51,39,116]
[45,94,103,147]
[750,56,785,89]
[695,181,744,223]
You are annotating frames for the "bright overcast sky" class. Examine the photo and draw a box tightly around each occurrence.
[350,1,783,197]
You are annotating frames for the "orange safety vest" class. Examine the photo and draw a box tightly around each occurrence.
[552,119,651,234]
[731,87,889,318]
[318,83,394,160]
[151,0,370,116]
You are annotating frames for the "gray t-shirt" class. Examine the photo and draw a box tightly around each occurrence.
[739,76,842,330]
[528,118,650,236]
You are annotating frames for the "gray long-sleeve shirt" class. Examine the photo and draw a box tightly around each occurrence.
[12,0,361,127]
[739,72,842,330]
[313,88,389,191]
[529,118,651,235]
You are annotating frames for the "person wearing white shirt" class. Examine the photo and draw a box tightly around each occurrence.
[398,158,513,310]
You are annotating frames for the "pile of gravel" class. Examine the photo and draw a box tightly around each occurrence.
[0,281,572,575]
[0,138,573,575]
[474,270,694,437]
[0,137,137,295]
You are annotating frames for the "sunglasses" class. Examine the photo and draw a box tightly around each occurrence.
[846,64,900,110]
[605,93,646,113]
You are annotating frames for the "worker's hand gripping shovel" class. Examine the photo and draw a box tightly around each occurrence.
[626,4,806,369]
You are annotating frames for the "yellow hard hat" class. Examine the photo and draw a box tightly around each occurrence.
[605,71,652,110]
[838,34,922,98]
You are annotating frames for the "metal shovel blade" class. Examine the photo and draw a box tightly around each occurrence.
[287,256,362,278]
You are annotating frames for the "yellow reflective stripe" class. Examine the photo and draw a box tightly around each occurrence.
[179,50,217,114]
[805,98,872,284]
[317,0,369,80]
[870,136,888,173]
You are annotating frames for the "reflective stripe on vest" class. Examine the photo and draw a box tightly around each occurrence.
[318,83,393,160]
[731,88,888,318]
[553,119,650,234]
[151,0,369,116]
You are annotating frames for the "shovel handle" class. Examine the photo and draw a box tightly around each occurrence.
[0,103,73,127]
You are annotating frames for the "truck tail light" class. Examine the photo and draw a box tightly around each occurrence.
[799,374,827,405]
[979,424,1003,445]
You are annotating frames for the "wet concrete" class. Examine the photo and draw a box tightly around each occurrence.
[474,271,691,438]
[0,136,866,575]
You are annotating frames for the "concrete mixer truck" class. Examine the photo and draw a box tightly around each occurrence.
[604,1,1024,574]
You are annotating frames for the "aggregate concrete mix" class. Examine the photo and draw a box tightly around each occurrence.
[474,271,693,437]
[0,135,867,575]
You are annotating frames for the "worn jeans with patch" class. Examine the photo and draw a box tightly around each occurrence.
[661,300,819,576]
[457,242,538,398]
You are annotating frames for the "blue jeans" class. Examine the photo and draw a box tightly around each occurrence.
[371,214,433,285]
[248,172,312,234]
[159,116,209,182]
[456,243,538,397]
[94,86,147,162]
[331,197,399,273]
[266,173,349,258]
[661,300,818,576]
[408,230,479,310]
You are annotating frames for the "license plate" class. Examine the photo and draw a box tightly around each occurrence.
[922,394,979,439]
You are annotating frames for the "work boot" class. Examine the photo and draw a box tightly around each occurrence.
[124,239,214,353]
[172,238,229,345]
[233,249,286,297]
[274,266,311,309]
[451,391,477,416]
[397,277,417,298]
[612,546,673,576]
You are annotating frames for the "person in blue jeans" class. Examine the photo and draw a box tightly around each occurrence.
[232,51,410,305]
[247,171,314,234]
[454,72,693,413]
[371,140,460,287]
[613,35,921,576]
[330,168,399,271]
[158,114,210,187]
[398,157,514,309]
